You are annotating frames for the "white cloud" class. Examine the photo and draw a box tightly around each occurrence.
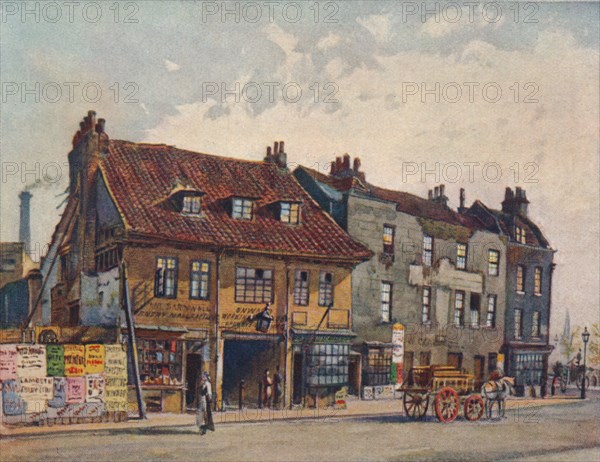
[356,14,394,43]
[317,32,342,50]
[164,59,181,72]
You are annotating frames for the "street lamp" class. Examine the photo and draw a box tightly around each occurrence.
[581,327,590,399]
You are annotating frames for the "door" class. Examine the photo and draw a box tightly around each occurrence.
[404,352,414,383]
[185,354,203,408]
[347,354,361,395]
[474,355,485,389]
[292,353,303,405]
[448,352,463,370]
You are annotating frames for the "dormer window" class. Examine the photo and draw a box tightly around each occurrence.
[515,225,526,244]
[280,202,300,224]
[232,198,254,220]
[182,195,201,215]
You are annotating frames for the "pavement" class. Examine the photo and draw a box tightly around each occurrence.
[0,394,583,439]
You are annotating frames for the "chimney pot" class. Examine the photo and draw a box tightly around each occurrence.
[434,186,439,198]
[440,184,445,196]
[342,154,351,170]
[95,118,106,134]
[330,161,336,174]
[353,157,361,172]
[267,146,272,156]
[428,190,433,200]
[274,141,279,154]
[279,141,285,153]
[459,188,465,208]
[19,191,32,256]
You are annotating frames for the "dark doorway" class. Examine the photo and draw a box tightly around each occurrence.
[419,351,431,366]
[448,352,463,370]
[185,354,203,408]
[404,352,414,382]
[292,353,303,405]
[474,355,485,389]
[348,354,360,395]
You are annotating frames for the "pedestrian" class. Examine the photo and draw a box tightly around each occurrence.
[263,369,273,408]
[273,366,283,408]
[196,372,215,435]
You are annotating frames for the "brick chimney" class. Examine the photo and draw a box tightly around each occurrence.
[330,154,366,182]
[264,140,287,169]
[501,186,529,216]
[19,191,32,255]
[428,184,448,206]
[457,188,467,213]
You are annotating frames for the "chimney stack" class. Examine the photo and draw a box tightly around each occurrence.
[19,191,32,256]
[502,186,529,216]
[264,140,287,169]
[458,188,466,213]
[430,184,448,206]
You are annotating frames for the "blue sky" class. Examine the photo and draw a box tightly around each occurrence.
[1,1,598,332]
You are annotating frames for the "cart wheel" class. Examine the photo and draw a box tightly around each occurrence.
[434,387,459,423]
[464,394,484,421]
[403,391,429,419]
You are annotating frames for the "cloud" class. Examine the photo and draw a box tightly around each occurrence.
[356,14,394,43]
[317,32,342,51]
[164,59,181,72]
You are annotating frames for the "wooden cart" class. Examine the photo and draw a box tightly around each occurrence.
[400,365,484,423]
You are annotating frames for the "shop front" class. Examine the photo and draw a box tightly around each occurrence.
[506,344,553,397]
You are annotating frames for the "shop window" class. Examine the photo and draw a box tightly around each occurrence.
[380,282,392,323]
[306,343,349,386]
[422,235,433,266]
[318,271,334,306]
[364,347,392,386]
[293,270,309,306]
[280,202,301,224]
[383,225,395,254]
[235,267,273,303]
[486,295,497,328]
[138,339,183,386]
[155,257,178,298]
[232,198,253,220]
[488,250,500,276]
[456,243,467,270]
[454,291,465,327]
[190,261,210,300]
[422,286,431,323]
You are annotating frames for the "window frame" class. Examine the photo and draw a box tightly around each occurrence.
[534,267,542,296]
[235,266,274,304]
[532,311,541,338]
[516,265,526,293]
[488,250,500,276]
[189,260,211,300]
[456,243,467,270]
[232,197,254,220]
[422,235,433,266]
[454,290,465,327]
[383,224,395,254]
[486,295,497,328]
[318,271,334,307]
[514,308,523,340]
[470,293,480,328]
[422,286,431,324]
[293,270,310,306]
[380,281,392,323]
[182,195,202,215]
[154,256,178,299]
[280,202,301,224]
[515,225,527,244]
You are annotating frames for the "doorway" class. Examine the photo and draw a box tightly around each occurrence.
[448,352,463,370]
[474,355,485,389]
[292,353,303,405]
[348,354,361,395]
[185,354,203,409]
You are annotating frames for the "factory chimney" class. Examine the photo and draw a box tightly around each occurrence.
[19,191,32,255]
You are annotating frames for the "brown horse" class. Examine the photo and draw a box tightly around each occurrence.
[481,376,515,418]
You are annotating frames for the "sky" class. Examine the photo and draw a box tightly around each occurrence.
[0,1,598,337]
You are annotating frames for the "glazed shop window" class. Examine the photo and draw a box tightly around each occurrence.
[235,267,273,303]
[190,261,210,300]
[138,339,183,386]
[307,344,349,386]
[365,347,393,386]
[318,271,334,306]
[293,270,310,306]
[155,257,178,298]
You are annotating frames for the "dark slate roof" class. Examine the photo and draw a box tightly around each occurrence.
[98,140,371,261]
[295,165,485,230]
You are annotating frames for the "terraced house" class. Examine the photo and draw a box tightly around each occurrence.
[46,112,370,412]
[295,156,508,394]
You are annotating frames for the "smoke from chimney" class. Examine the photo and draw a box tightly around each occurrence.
[19,191,32,255]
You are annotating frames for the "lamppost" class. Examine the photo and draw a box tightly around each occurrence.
[581,326,590,399]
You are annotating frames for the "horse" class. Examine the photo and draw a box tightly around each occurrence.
[481,376,515,419]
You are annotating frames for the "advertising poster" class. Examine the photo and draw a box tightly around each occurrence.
[85,374,105,403]
[2,380,24,416]
[0,344,18,381]
[63,345,85,377]
[85,344,105,374]
[66,376,86,404]
[392,323,405,387]
[46,344,65,377]
[16,345,47,378]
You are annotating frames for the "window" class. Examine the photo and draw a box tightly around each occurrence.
[419,351,431,366]
[514,309,523,339]
[422,235,433,266]
[235,267,273,303]
[155,257,178,298]
[470,293,480,328]
[516,265,526,293]
[190,261,210,300]
[138,339,183,386]
[422,286,431,323]
[318,272,334,306]
[456,243,467,270]
[532,311,541,338]
[365,347,393,386]
[280,202,300,224]
[486,295,497,328]
[182,195,201,214]
[306,343,349,386]
[232,198,253,220]
[95,247,120,272]
[383,225,395,254]
[488,250,499,276]
[293,270,309,306]
[380,282,392,322]
[454,291,465,327]
[534,267,542,295]
[515,225,526,244]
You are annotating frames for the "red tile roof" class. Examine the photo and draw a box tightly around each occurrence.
[297,166,484,230]
[99,140,371,261]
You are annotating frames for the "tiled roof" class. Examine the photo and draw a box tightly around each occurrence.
[99,140,371,261]
[296,166,484,230]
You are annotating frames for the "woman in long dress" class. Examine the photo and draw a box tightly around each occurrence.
[196,372,215,435]
[262,369,272,408]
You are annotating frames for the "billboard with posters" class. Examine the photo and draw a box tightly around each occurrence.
[392,323,405,387]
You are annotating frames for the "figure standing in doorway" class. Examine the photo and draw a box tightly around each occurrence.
[263,369,273,408]
[273,366,283,408]
[196,372,215,435]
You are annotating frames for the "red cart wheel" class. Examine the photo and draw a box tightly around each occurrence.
[464,394,484,421]
[434,387,459,423]
[403,391,429,419]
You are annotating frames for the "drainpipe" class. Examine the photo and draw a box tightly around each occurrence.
[214,249,224,411]
[283,260,290,409]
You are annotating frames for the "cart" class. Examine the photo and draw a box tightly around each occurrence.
[400,365,484,423]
